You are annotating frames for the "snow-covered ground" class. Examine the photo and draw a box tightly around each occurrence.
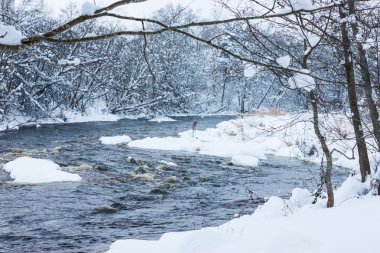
[2,157,82,184]
[0,108,180,132]
[0,107,120,132]
[107,189,379,253]
[105,112,380,253]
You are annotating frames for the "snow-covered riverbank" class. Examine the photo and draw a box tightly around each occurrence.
[128,111,378,170]
[0,107,120,131]
[0,101,177,131]
[105,112,380,253]
[107,191,380,253]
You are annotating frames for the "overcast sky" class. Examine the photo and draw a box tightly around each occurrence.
[39,0,222,18]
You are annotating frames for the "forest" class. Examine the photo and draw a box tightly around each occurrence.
[1,0,380,253]
[1,0,339,121]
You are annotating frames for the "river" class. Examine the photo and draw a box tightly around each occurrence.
[0,116,348,253]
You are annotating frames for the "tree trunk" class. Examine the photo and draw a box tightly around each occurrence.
[339,7,371,182]
[221,75,227,105]
[309,91,334,208]
[347,0,380,151]
[301,34,334,207]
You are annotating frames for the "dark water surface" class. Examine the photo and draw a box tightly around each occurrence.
[0,116,348,253]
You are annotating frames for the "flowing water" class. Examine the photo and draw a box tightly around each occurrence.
[0,116,348,253]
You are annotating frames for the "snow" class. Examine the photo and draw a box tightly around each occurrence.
[128,112,376,173]
[106,176,380,253]
[244,64,256,78]
[2,157,82,184]
[110,110,380,253]
[0,22,25,45]
[158,160,178,167]
[0,106,120,132]
[73,58,81,66]
[276,55,291,68]
[307,33,320,47]
[149,116,177,122]
[288,69,316,92]
[58,58,81,66]
[363,38,375,50]
[81,1,97,16]
[334,175,371,205]
[231,155,259,167]
[100,135,132,145]
[290,0,313,11]
[62,103,120,123]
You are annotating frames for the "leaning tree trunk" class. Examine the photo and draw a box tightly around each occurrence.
[347,0,380,151]
[309,91,334,207]
[339,7,371,182]
[300,33,334,207]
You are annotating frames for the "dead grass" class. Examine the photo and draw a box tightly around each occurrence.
[246,108,286,117]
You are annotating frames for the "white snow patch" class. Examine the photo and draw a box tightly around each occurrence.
[288,69,316,91]
[3,157,82,184]
[231,155,259,167]
[81,1,97,16]
[363,38,375,50]
[276,55,291,68]
[149,116,176,122]
[158,160,177,167]
[334,175,370,204]
[73,58,81,66]
[307,33,320,47]
[244,64,256,78]
[290,188,313,207]
[0,105,120,132]
[84,32,97,38]
[58,58,81,66]
[290,0,313,11]
[100,135,132,145]
[0,22,25,45]
[63,103,120,123]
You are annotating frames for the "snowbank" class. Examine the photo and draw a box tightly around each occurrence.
[0,103,120,131]
[231,155,259,167]
[2,157,82,184]
[106,175,380,253]
[63,104,119,123]
[129,112,363,171]
[149,116,177,122]
[100,135,132,145]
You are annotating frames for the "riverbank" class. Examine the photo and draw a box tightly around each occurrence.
[105,111,380,253]
[107,191,380,253]
[127,111,379,171]
[0,110,235,132]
